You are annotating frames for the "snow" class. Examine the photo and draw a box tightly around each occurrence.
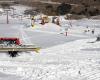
[0,8,4,12]
[0,4,100,80]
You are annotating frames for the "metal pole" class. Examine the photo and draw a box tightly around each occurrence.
[12,8,16,17]
[12,8,14,16]
[7,10,9,24]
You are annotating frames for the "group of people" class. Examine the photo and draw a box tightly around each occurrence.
[84,26,95,34]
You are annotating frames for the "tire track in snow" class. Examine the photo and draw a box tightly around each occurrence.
[19,27,33,45]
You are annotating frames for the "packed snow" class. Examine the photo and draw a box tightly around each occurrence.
[0,4,100,80]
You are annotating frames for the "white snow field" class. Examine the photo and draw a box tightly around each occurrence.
[0,4,100,80]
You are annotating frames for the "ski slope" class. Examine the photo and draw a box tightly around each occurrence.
[0,4,100,80]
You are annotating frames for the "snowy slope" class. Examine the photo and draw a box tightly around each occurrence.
[0,4,100,80]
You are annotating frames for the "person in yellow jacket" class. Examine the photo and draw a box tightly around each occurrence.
[31,16,35,27]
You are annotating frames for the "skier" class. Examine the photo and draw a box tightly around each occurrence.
[31,17,35,27]
[78,70,81,75]
[96,34,100,41]
[91,29,95,34]
[65,28,68,36]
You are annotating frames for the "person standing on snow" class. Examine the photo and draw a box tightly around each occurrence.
[31,16,35,27]
[96,34,100,41]
[65,28,68,36]
[91,29,95,34]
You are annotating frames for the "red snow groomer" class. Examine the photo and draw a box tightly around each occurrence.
[0,38,20,45]
[0,37,40,57]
